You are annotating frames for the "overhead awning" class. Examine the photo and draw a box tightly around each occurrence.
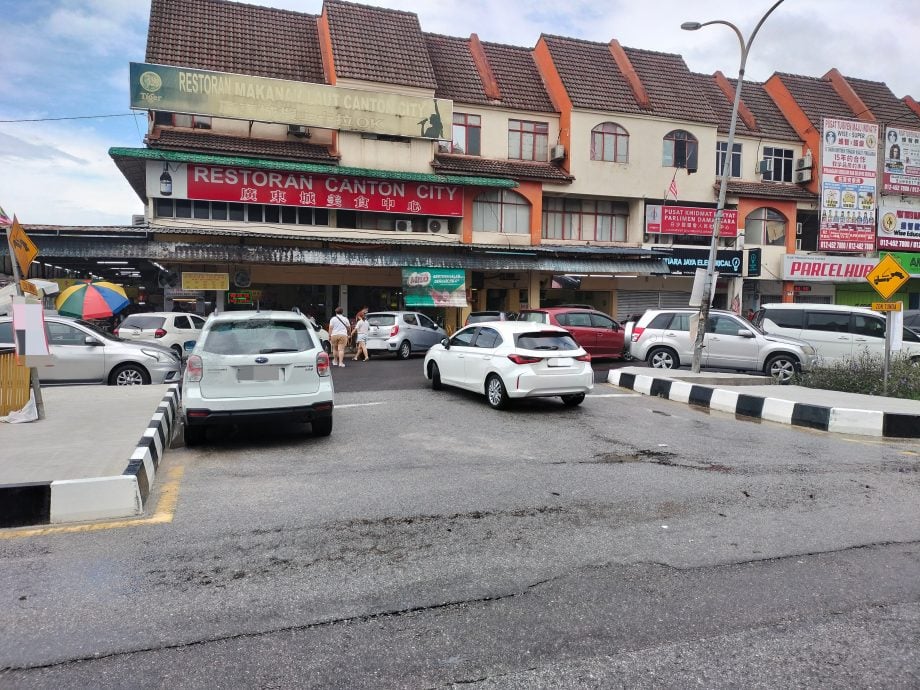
[109,147,518,203]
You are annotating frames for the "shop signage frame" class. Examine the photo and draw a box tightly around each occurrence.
[645,205,738,237]
[782,254,876,282]
[402,268,467,307]
[882,125,920,195]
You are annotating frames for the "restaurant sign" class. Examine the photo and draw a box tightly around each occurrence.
[782,254,876,282]
[148,162,464,217]
[645,205,738,237]
[130,62,452,140]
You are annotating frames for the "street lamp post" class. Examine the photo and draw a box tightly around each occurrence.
[682,0,785,373]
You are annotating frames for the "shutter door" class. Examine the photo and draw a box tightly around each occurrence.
[616,290,693,320]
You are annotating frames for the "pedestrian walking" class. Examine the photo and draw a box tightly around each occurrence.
[352,308,370,361]
[328,306,350,367]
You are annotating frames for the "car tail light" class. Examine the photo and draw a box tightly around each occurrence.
[631,327,644,342]
[390,325,399,337]
[576,353,591,362]
[316,350,331,377]
[186,354,203,382]
[508,353,541,365]
[154,328,167,338]
[113,328,121,337]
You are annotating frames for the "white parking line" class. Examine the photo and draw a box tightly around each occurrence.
[336,402,387,409]
[588,393,641,398]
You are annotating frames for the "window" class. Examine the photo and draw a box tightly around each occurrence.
[47,322,86,346]
[542,198,628,242]
[154,199,328,227]
[473,190,531,234]
[805,312,850,332]
[591,123,629,163]
[403,314,418,326]
[709,315,742,335]
[744,207,787,246]
[418,314,438,330]
[589,313,617,330]
[508,119,549,161]
[474,327,501,349]
[852,315,885,338]
[452,113,481,155]
[450,328,477,347]
[763,308,802,329]
[762,147,794,182]
[716,142,742,177]
[662,130,698,171]
[154,112,212,129]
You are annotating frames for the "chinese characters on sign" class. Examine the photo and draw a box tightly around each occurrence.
[877,196,920,251]
[644,205,738,237]
[151,163,464,217]
[883,126,920,195]
[819,118,878,252]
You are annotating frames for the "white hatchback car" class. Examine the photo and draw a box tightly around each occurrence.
[423,321,593,409]
[181,310,334,445]
[115,312,206,358]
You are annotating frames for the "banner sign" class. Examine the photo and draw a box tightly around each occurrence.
[819,118,878,252]
[149,162,464,217]
[888,252,920,276]
[130,62,452,140]
[883,126,920,195]
[181,272,229,291]
[662,248,744,276]
[878,195,920,251]
[645,205,738,237]
[782,254,876,282]
[402,268,467,307]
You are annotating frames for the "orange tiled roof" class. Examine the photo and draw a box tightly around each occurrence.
[148,129,339,164]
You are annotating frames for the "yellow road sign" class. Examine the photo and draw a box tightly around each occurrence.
[8,218,39,276]
[866,254,909,300]
[872,302,902,312]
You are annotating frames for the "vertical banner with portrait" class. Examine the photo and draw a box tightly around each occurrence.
[882,125,920,195]
[819,118,878,252]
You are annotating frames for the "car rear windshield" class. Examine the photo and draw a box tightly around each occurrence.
[121,316,166,330]
[515,331,579,351]
[517,312,547,323]
[366,314,395,326]
[467,313,502,323]
[202,320,313,355]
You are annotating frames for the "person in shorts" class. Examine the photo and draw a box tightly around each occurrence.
[351,308,370,361]
[328,306,350,367]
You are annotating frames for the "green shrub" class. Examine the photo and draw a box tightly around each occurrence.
[792,349,920,399]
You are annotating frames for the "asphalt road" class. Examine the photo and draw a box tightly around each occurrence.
[1,357,918,688]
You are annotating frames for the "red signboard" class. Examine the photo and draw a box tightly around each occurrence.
[816,225,875,252]
[186,165,464,217]
[646,205,738,237]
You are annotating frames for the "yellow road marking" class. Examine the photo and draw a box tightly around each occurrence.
[0,463,185,540]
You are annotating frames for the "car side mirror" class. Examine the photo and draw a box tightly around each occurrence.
[84,336,102,346]
[737,329,755,338]
[441,337,450,348]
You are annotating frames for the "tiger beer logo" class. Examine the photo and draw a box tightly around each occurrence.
[139,71,162,93]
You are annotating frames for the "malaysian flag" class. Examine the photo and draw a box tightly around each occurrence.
[0,205,11,226]
[667,177,679,200]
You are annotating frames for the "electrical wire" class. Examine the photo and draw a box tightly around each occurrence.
[0,113,137,123]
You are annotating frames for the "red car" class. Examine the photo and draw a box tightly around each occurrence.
[517,307,625,359]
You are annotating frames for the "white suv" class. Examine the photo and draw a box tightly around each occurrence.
[115,312,205,358]
[181,310,334,445]
[630,308,818,382]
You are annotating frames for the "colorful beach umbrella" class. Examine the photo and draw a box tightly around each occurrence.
[55,281,130,319]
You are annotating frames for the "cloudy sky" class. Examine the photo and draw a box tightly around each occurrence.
[1,0,917,226]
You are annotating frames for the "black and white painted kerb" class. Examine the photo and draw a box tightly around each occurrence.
[609,371,920,439]
[0,385,180,529]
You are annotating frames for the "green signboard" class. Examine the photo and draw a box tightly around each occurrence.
[402,268,467,307]
[889,252,920,276]
[130,62,452,140]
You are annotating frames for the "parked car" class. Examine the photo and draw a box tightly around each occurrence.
[364,310,446,359]
[464,310,516,326]
[424,321,593,409]
[630,308,818,382]
[305,315,332,354]
[0,315,181,385]
[114,311,206,358]
[752,303,920,364]
[904,309,920,336]
[517,307,624,359]
[181,310,334,446]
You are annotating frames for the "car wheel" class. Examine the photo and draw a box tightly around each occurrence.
[397,340,412,359]
[485,374,509,410]
[429,362,443,390]
[647,347,678,369]
[183,422,206,447]
[109,363,149,386]
[561,393,585,407]
[312,417,333,437]
[766,354,798,383]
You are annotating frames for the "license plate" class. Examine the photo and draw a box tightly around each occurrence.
[547,357,574,367]
[236,365,280,381]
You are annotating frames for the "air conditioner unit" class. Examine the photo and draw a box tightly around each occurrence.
[288,125,310,138]
[395,218,414,232]
[427,218,448,233]
[551,144,566,162]
[131,214,146,226]
[794,169,812,183]
[758,159,773,175]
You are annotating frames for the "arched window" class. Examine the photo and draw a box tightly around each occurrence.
[662,130,698,171]
[473,190,531,234]
[591,122,629,163]
[744,207,786,246]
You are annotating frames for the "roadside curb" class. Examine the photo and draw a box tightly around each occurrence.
[0,385,181,529]
[608,371,920,439]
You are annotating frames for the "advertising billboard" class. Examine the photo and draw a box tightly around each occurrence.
[883,125,920,195]
[644,205,738,237]
[402,268,467,307]
[878,195,920,251]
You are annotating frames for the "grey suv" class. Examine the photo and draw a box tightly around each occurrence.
[365,311,446,359]
[630,308,817,382]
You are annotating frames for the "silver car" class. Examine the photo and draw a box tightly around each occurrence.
[0,315,181,385]
[365,311,446,359]
[630,308,818,383]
